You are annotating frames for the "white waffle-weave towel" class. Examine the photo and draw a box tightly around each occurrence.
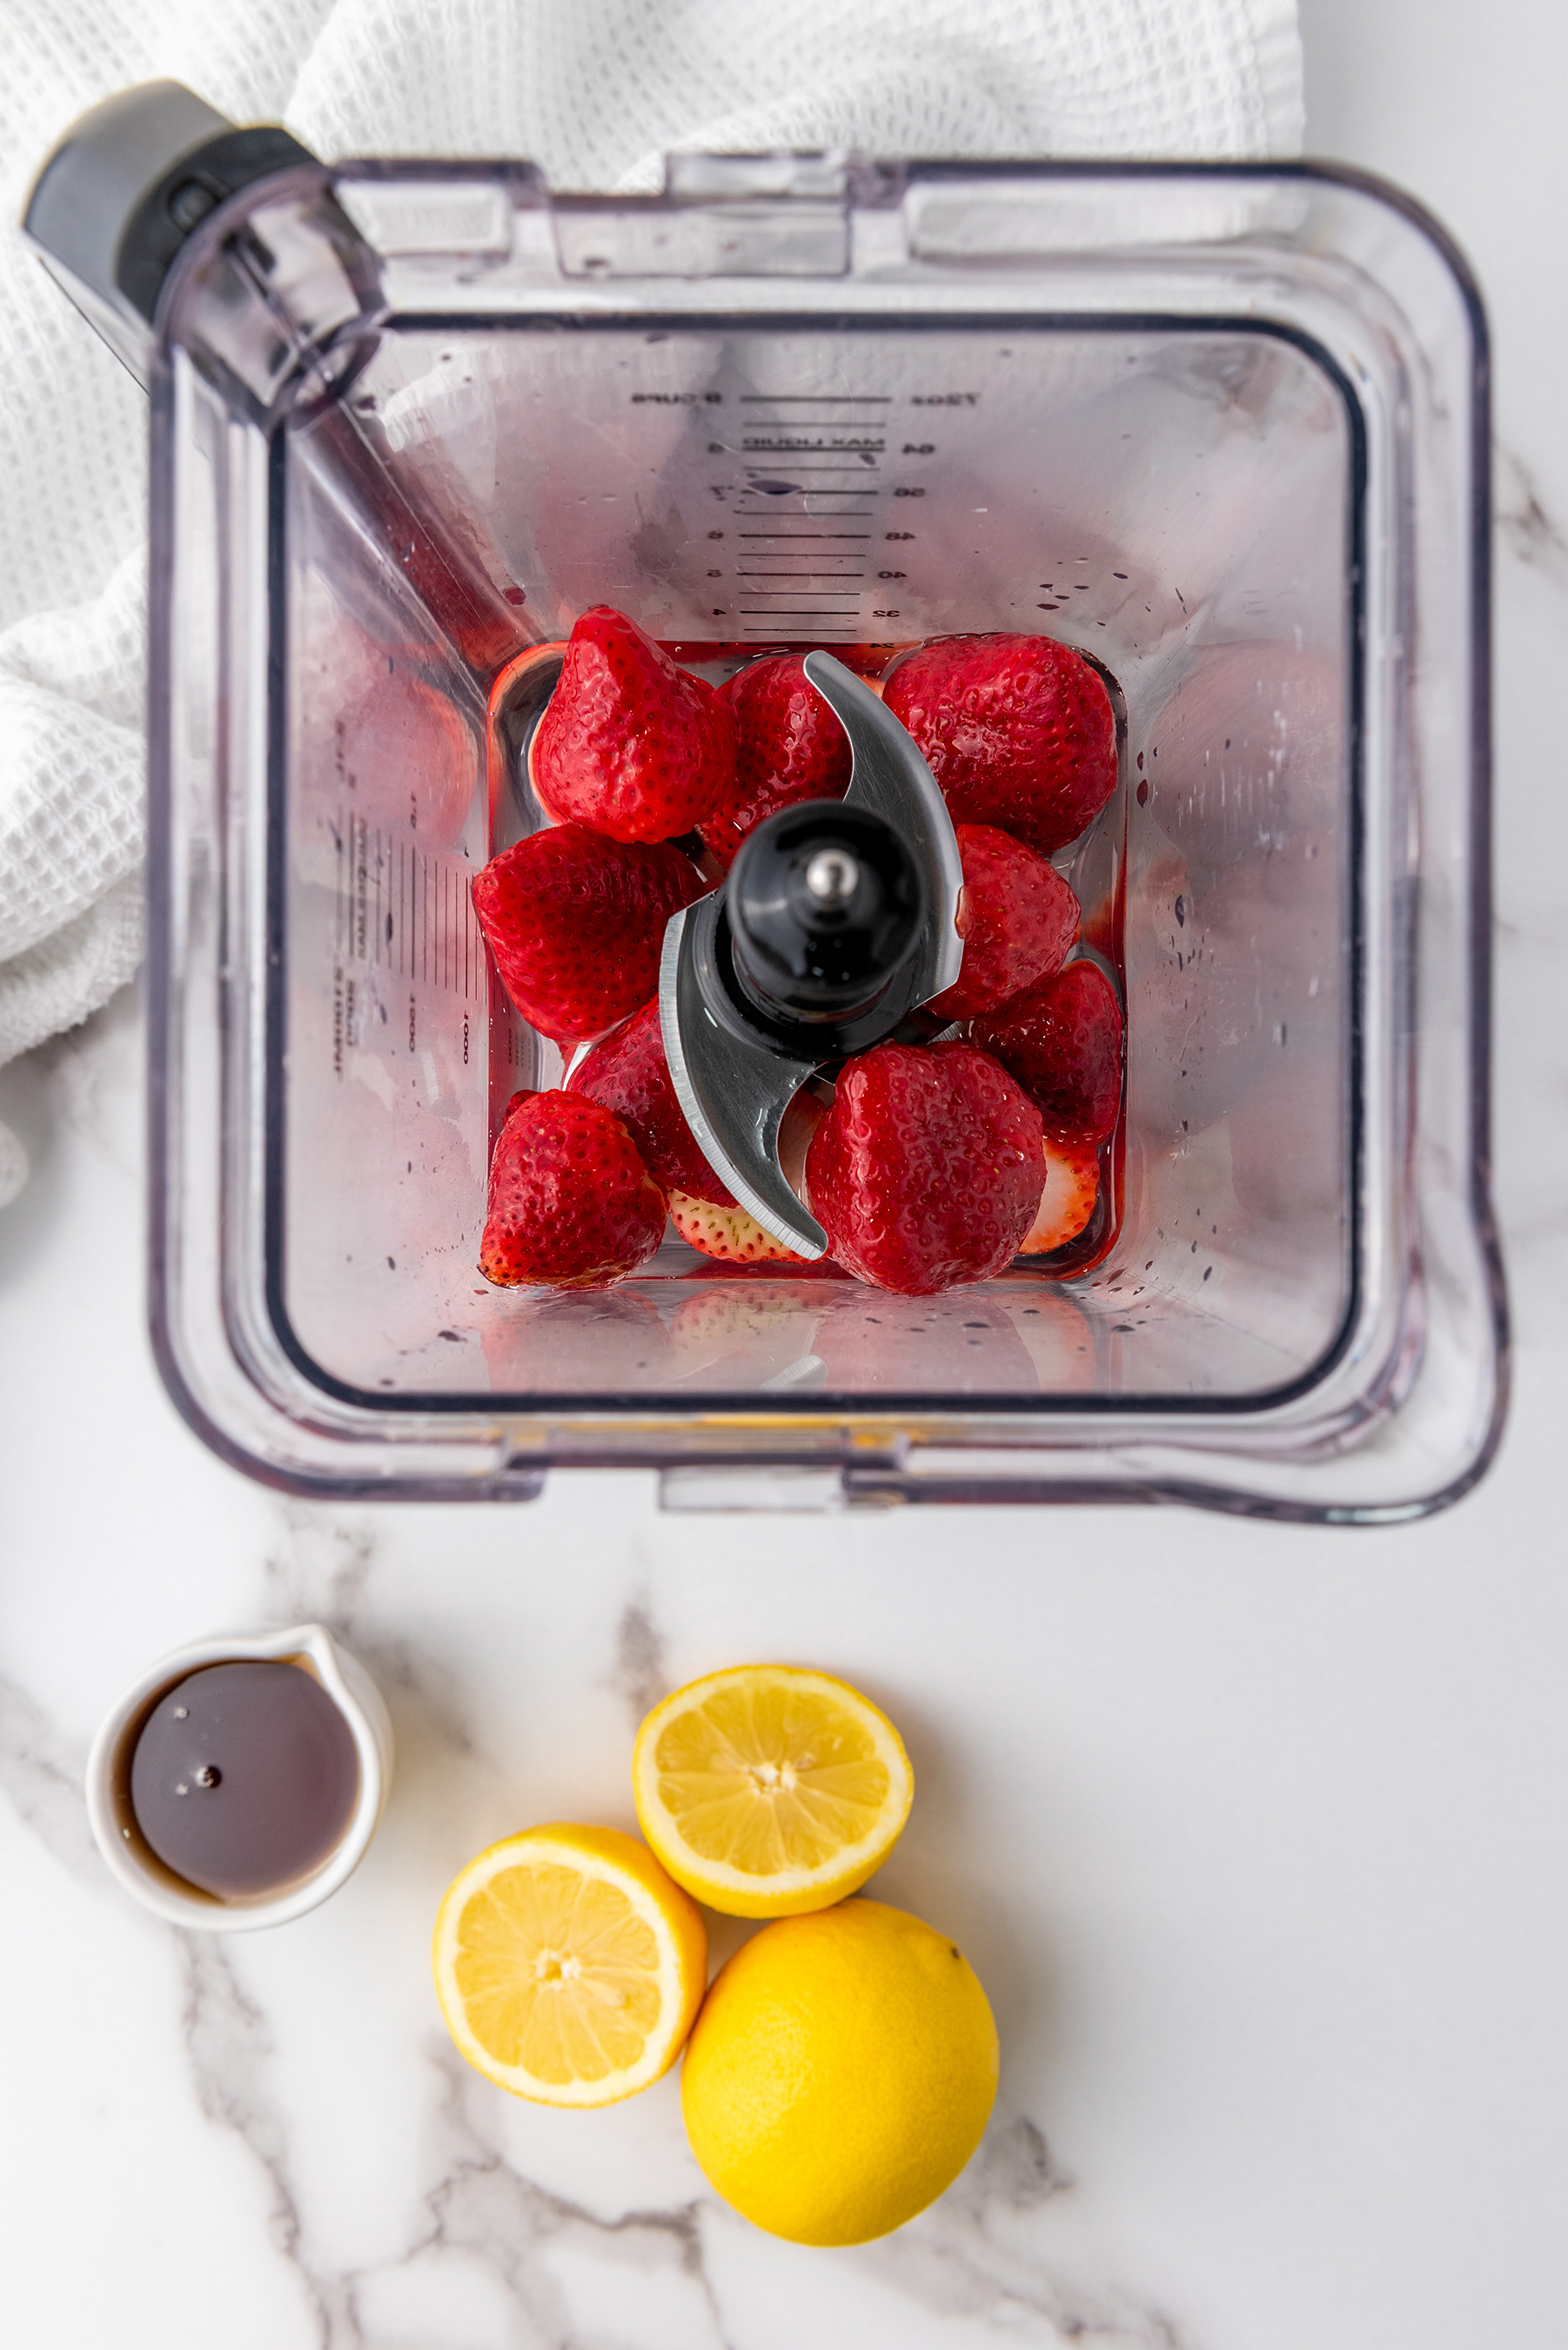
[0,0,1303,1189]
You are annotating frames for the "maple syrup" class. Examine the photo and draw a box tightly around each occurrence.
[129,1659,359,1899]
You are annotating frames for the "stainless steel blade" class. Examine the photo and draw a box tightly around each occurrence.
[659,653,963,1260]
[660,900,828,1259]
[802,650,964,1001]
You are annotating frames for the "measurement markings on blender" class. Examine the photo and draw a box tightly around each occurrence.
[701,392,899,637]
[333,808,481,1069]
[732,527,872,638]
[702,391,930,639]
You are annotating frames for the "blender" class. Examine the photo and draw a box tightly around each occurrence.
[23,84,1505,1516]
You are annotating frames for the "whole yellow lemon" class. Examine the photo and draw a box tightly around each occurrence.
[681,1898,998,2246]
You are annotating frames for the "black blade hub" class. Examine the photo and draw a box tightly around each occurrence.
[726,800,925,1043]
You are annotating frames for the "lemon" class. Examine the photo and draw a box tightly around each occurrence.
[632,1663,914,1917]
[681,1898,998,2244]
[432,1823,707,2106]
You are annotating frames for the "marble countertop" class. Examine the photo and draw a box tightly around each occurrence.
[4,4,1568,2344]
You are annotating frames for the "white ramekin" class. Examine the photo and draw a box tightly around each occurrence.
[85,1622,393,1930]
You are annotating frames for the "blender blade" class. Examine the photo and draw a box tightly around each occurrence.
[660,652,963,1256]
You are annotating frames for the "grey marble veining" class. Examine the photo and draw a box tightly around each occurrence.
[6,7,1568,2343]
[5,974,1568,2343]
[1496,444,1568,594]
[175,1933,350,2337]
[171,1940,1203,2350]
[0,1587,1203,2350]
[609,1597,673,1730]
[0,1670,100,1889]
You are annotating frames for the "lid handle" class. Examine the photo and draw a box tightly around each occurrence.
[23,79,316,386]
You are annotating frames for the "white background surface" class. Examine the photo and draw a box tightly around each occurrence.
[3,3,1567,2344]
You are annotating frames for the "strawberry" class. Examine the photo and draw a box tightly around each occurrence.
[669,1192,814,1266]
[804,1043,1043,1295]
[479,1091,668,1288]
[1019,1138,1100,1254]
[533,605,738,843]
[569,998,737,1206]
[882,632,1116,856]
[928,823,1080,1023]
[701,652,853,868]
[972,960,1124,1145]
[472,822,703,1045]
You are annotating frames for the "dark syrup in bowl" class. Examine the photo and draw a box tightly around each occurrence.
[129,1660,360,1899]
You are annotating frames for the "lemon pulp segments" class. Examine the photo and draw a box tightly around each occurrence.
[633,1666,913,1916]
[432,1825,706,2106]
[454,1860,661,2081]
[657,1682,887,1872]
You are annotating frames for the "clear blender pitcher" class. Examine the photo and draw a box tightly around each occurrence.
[24,86,1505,1516]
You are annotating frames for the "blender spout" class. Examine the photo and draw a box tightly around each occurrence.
[22,81,319,391]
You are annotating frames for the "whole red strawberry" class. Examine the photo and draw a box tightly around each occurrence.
[973,959,1124,1145]
[701,652,853,867]
[568,998,737,1206]
[479,1091,668,1288]
[805,1042,1044,1295]
[472,822,703,1045]
[928,823,1080,1022]
[533,606,738,843]
[882,633,1116,856]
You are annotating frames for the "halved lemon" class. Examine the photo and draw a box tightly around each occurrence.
[432,1823,707,2106]
[632,1665,914,1917]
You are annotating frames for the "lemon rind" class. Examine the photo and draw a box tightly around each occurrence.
[432,1828,698,2108]
[632,1666,914,1909]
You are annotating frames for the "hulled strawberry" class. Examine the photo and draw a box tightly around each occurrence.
[701,652,853,868]
[479,1091,668,1288]
[928,822,1080,1023]
[472,822,704,1045]
[669,1192,814,1266]
[533,605,738,843]
[804,1043,1043,1296]
[568,998,737,1205]
[972,959,1124,1145]
[882,632,1116,856]
[1019,1138,1101,1253]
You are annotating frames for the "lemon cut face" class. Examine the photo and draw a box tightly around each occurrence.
[632,1665,914,1917]
[432,1823,707,2106]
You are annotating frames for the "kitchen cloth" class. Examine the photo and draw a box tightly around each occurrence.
[0,0,1304,1198]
